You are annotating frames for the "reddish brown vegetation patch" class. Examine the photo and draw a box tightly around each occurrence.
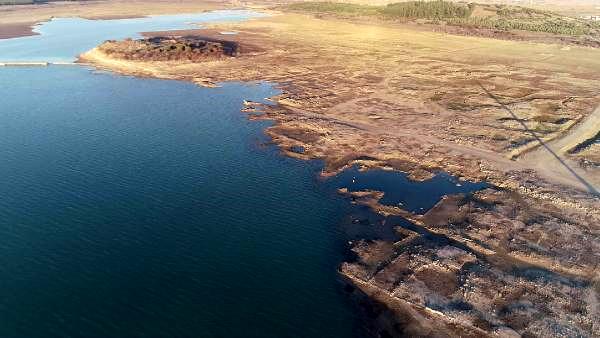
[98,36,239,61]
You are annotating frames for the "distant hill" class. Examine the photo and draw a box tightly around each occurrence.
[284,1,600,36]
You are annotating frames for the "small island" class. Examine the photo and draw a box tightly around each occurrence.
[97,36,239,62]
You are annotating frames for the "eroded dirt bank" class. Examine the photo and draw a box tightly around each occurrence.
[79,12,600,337]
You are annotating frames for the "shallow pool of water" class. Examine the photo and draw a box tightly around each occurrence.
[332,166,489,214]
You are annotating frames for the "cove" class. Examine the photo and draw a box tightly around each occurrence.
[0,66,359,337]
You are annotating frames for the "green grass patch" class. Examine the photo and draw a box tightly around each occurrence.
[285,1,472,19]
[380,1,472,19]
[284,2,378,16]
[448,17,596,35]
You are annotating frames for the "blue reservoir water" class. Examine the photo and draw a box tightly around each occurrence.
[0,10,264,62]
[0,66,359,337]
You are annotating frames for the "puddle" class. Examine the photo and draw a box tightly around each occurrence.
[331,166,489,214]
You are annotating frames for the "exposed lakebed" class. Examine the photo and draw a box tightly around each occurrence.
[0,10,492,338]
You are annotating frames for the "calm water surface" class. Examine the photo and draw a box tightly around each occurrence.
[0,66,358,337]
[333,167,488,214]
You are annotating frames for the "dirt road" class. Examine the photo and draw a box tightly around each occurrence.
[520,105,600,195]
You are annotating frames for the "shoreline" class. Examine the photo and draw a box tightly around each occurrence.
[76,18,600,267]
[79,48,600,338]
[3,4,600,336]
[0,21,40,40]
[77,13,600,336]
[0,0,228,40]
[78,42,600,197]
[77,46,506,338]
